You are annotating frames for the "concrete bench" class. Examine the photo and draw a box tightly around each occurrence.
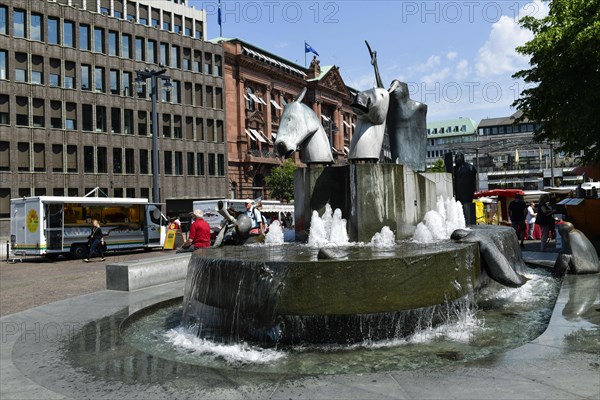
[106,253,191,291]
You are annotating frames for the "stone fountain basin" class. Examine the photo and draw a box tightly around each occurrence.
[182,241,482,320]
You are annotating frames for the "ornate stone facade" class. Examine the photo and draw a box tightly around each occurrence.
[213,38,357,200]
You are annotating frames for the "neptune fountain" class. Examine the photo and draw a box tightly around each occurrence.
[180,42,530,345]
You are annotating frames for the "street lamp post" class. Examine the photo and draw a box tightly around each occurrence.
[133,68,171,203]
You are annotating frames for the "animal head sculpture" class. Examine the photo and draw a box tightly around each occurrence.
[274,88,333,163]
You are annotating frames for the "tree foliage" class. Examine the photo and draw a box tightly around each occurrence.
[512,0,600,164]
[265,158,296,202]
[427,158,446,173]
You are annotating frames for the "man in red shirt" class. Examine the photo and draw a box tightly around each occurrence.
[177,209,211,252]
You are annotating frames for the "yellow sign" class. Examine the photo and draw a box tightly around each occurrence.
[27,209,39,233]
[163,228,178,250]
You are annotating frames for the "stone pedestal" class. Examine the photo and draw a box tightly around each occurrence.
[294,164,453,242]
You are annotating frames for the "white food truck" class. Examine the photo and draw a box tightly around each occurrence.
[10,195,166,259]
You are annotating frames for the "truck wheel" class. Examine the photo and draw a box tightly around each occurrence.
[70,244,87,259]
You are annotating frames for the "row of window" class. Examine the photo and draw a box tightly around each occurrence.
[1,50,223,109]
[478,124,542,136]
[0,96,224,142]
[427,124,469,135]
[2,7,220,76]
[2,2,203,40]
[0,141,225,177]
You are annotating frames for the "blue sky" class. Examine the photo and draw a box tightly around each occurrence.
[191,0,549,123]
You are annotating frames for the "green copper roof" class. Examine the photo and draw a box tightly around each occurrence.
[426,118,477,137]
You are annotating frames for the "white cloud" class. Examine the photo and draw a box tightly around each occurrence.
[446,52,458,61]
[421,67,451,86]
[475,0,549,78]
[454,59,470,80]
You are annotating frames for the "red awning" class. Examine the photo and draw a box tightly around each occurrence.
[474,189,525,198]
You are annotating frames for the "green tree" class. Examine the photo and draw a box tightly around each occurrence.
[427,158,446,173]
[266,158,296,202]
[512,0,600,164]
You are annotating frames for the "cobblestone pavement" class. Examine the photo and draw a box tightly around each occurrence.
[0,249,175,317]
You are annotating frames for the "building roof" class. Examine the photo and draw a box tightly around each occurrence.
[478,110,531,128]
[209,37,307,77]
[426,117,477,137]
[307,65,334,82]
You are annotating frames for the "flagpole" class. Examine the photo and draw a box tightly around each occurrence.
[219,0,222,37]
[304,41,307,67]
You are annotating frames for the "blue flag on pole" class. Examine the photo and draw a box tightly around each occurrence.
[305,41,319,56]
[218,0,222,26]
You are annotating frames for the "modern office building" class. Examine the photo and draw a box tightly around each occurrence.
[0,0,228,234]
[212,38,357,200]
[425,117,478,168]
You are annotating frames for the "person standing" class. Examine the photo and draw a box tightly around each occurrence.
[536,194,555,252]
[245,199,264,236]
[526,202,537,239]
[177,209,211,252]
[84,219,105,262]
[509,194,527,248]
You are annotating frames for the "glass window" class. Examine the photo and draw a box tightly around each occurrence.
[80,24,90,50]
[135,37,144,61]
[208,153,216,176]
[164,151,172,174]
[94,27,104,53]
[124,109,133,134]
[147,40,156,64]
[217,154,225,176]
[0,6,7,35]
[82,104,93,131]
[14,9,26,38]
[111,107,121,133]
[197,153,204,175]
[113,148,122,173]
[81,64,91,90]
[84,146,94,173]
[160,43,168,66]
[125,148,134,173]
[48,17,59,44]
[187,152,195,175]
[96,106,106,132]
[95,67,105,92]
[139,149,148,174]
[108,30,118,56]
[171,45,180,68]
[15,68,26,82]
[63,21,74,47]
[109,69,119,94]
[122,33,131,59]
[122,71,131,96]
[31,70,43,84]
[174,152,182,175]
[98,147,107,173]
[31,13,42,41]
[0,50,7,80]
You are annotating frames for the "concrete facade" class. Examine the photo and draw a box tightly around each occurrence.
[0,0,227,236]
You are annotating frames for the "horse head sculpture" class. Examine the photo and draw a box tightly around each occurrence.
[348,41,399,161]
[274,88,334,164]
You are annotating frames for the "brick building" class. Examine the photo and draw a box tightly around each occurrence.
[213,38,357,200]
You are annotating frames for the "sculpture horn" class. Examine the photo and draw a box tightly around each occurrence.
[388,79,400,93]
[365,40,384,89]
[295,87,307,103]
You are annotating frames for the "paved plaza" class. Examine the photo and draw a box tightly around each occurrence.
[0,244,598,399]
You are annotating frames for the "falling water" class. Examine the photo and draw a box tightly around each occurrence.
[265,220,284,244]
[370,226,396,248]
[413,196,466,243]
